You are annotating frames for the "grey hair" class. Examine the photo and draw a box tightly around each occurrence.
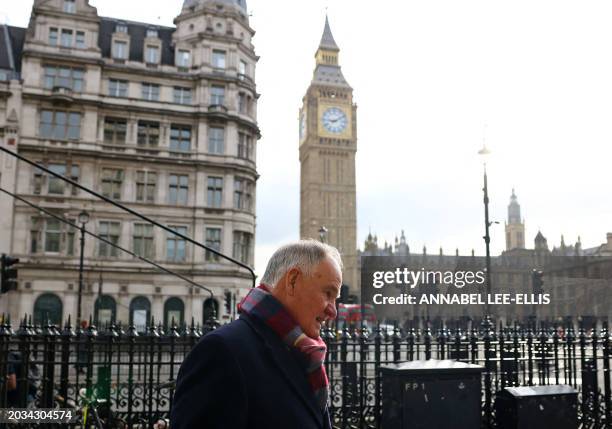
[261,239,343,288]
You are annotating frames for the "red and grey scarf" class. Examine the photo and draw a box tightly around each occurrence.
[238,284,330,411]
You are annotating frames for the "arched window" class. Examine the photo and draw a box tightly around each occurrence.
[203,298,219,324]
[129,296,151,333]
[164,297,184,328]
[94,295,117,327]
[33,293,62,326]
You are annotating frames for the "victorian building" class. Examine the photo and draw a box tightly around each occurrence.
[360,190,612,328]
[0,0,260,329]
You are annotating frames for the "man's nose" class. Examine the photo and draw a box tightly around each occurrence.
[325,302,337,320]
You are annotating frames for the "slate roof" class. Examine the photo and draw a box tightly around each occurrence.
[4,19,181,68]
[98,18,176,65]
[0,25,26,75]
[312,64,350,88]
[319,16,339,52]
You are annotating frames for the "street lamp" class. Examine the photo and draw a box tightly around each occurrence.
[77,210,89,324]
[478,145,492,319]
[318,226,328,243]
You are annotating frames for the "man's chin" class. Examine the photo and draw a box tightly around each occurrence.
[304,326,320,339]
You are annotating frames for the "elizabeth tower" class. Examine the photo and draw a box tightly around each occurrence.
[299,17,358,295]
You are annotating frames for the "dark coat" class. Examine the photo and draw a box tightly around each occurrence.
[170,313,333,429]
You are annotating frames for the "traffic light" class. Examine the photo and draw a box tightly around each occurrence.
[532,269,544,293]
[338,284,349,304]
[1,254,19,293]
[224,291,232,314]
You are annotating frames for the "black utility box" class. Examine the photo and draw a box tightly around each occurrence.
[381,360,484,429]
[495,385,578,429]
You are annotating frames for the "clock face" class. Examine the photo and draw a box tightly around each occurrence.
[299,112,306,141]
[322,107,348,134]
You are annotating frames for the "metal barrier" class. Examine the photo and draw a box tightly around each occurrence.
[0,316,609,428]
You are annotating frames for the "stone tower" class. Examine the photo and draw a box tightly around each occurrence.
[299,16,358,293]
[505,189,525,250]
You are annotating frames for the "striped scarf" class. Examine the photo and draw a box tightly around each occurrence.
[238,284,330,411]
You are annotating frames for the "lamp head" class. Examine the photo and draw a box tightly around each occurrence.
[318,226,328,242]
[478,144,491,157]
[478,145,491,171]
[78,211,90,225]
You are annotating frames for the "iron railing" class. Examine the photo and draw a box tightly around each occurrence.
[323,319,610,429]
[0,317,609,428]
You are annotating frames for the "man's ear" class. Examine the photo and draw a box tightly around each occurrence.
[286,268,300,296]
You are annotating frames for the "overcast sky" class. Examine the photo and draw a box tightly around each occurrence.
[3,0,611,276]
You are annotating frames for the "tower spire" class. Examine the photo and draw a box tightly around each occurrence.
[312,15,350,87]
[507,188,521,224]
[319,15,339,51]
[505,188,525,250]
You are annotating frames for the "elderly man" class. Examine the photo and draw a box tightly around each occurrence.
[170,240,341,429]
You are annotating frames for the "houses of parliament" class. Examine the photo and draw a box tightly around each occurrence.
[361,190,612,327]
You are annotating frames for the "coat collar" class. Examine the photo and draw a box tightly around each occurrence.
[240,313,325,427]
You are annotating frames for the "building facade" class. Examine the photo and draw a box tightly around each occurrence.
[0,0,259,329]
[360,193,612,327]
[299,17,358,294]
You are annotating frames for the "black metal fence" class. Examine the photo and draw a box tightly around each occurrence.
[323,319,611,429]
[0,317,216,428]
[0,316,610,428]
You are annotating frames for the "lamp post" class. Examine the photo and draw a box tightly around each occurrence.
[478,145,492,319]
[76,210,89,324]
[318,226,328,243]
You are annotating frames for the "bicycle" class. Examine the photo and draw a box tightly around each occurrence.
[55,388,126,429]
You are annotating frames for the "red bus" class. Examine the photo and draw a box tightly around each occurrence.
[337,303,376,329]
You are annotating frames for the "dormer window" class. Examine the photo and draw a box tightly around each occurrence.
[116,23,128,33]
[145,45,159,64]
[176,50,191,68]
[63,0,76,13]
[113,40,128,59]
[146,28,158,38]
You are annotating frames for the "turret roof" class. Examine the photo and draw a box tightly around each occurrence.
[183,0,247,13]
[319,15,339,51]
